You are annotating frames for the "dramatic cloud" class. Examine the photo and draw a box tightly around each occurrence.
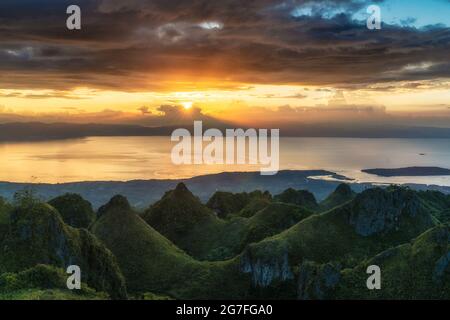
[0,103,232,128]
[137,106,152,115]
[0,0,448,91]
[224,102,450,130]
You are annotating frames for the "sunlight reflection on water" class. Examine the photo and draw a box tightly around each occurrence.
[0,136,449,185]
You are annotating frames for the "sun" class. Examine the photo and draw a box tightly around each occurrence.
[182,101,193,110]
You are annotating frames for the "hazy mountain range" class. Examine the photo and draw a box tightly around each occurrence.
[1,122,450,142]
[0,170,449,209]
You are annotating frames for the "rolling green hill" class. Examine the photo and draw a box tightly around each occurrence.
[142,183,221,244]
[0,193,127,299]
[334,224,450,299]
[0,183,449,300]
[207,190,272,219]
[319,184,356,212]
[237,197,272,218]
[0,264,108,300]
[49,193,96,229]
[142,184,313,260]
[274,188,319,211]
[245,203,314,244]
[91,195,250,299]
[298,224,450,300]
[417,190,450,223]
[240,186,437,296]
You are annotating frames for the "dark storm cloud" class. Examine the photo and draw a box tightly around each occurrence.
[0,0,449,90]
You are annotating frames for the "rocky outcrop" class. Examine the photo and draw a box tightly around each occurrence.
[239,245,293,287]
[0,202,127,299]
[432,226,450,284]
[333,225,450,299]
[347,187,432,236]
[433,251,450,284]
[297,261,341,300]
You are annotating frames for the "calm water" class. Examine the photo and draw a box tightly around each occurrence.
[1,137,449,186]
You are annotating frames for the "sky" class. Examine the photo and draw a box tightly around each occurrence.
[0,0,449,128]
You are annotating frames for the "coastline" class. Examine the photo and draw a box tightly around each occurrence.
[1,170,449,209]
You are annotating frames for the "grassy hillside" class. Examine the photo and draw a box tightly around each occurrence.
[334,224,450,299]
[48,193,96,229]
[319,184,355,212]
[237,197,272,218]
[91,195,250,299]
[245,203,313,244]
[0,192,127,299]
[274,188,319,211]
[0,183,448,300]
[142,183,222,245]
[418,190,450,223]
[207,190,271,219]
[142,184,314,260]
[240,186,437,296]
[0,264,108,300]
[0,197,11,243]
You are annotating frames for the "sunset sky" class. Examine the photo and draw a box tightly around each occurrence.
[0,0,449,128]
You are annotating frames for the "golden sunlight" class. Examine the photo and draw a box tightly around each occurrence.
[182,101,193,110]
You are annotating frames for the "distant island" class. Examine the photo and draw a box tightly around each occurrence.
[363,166,450,177]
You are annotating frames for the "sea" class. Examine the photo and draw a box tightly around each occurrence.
[1,137,449,186]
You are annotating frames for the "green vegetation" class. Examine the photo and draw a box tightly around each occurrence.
[207,190,271,219]
[0,183,449,300]
[142,183,221,246]
[0,264,108,300]
[245,203,314,244]
[0,192,127,299]
[138,292,173,300]
[91,195,250,299]
[0,289,105,300]
[237,197,272,218]
[274,188,318,211]
[240,186,437,298]
[335,224,450,299]
[142,184,312,260]
[0,196,12,243]
[49,193,96,229]
[418,190,450,223]
[439,209,450,223]
[319,184,355,212]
